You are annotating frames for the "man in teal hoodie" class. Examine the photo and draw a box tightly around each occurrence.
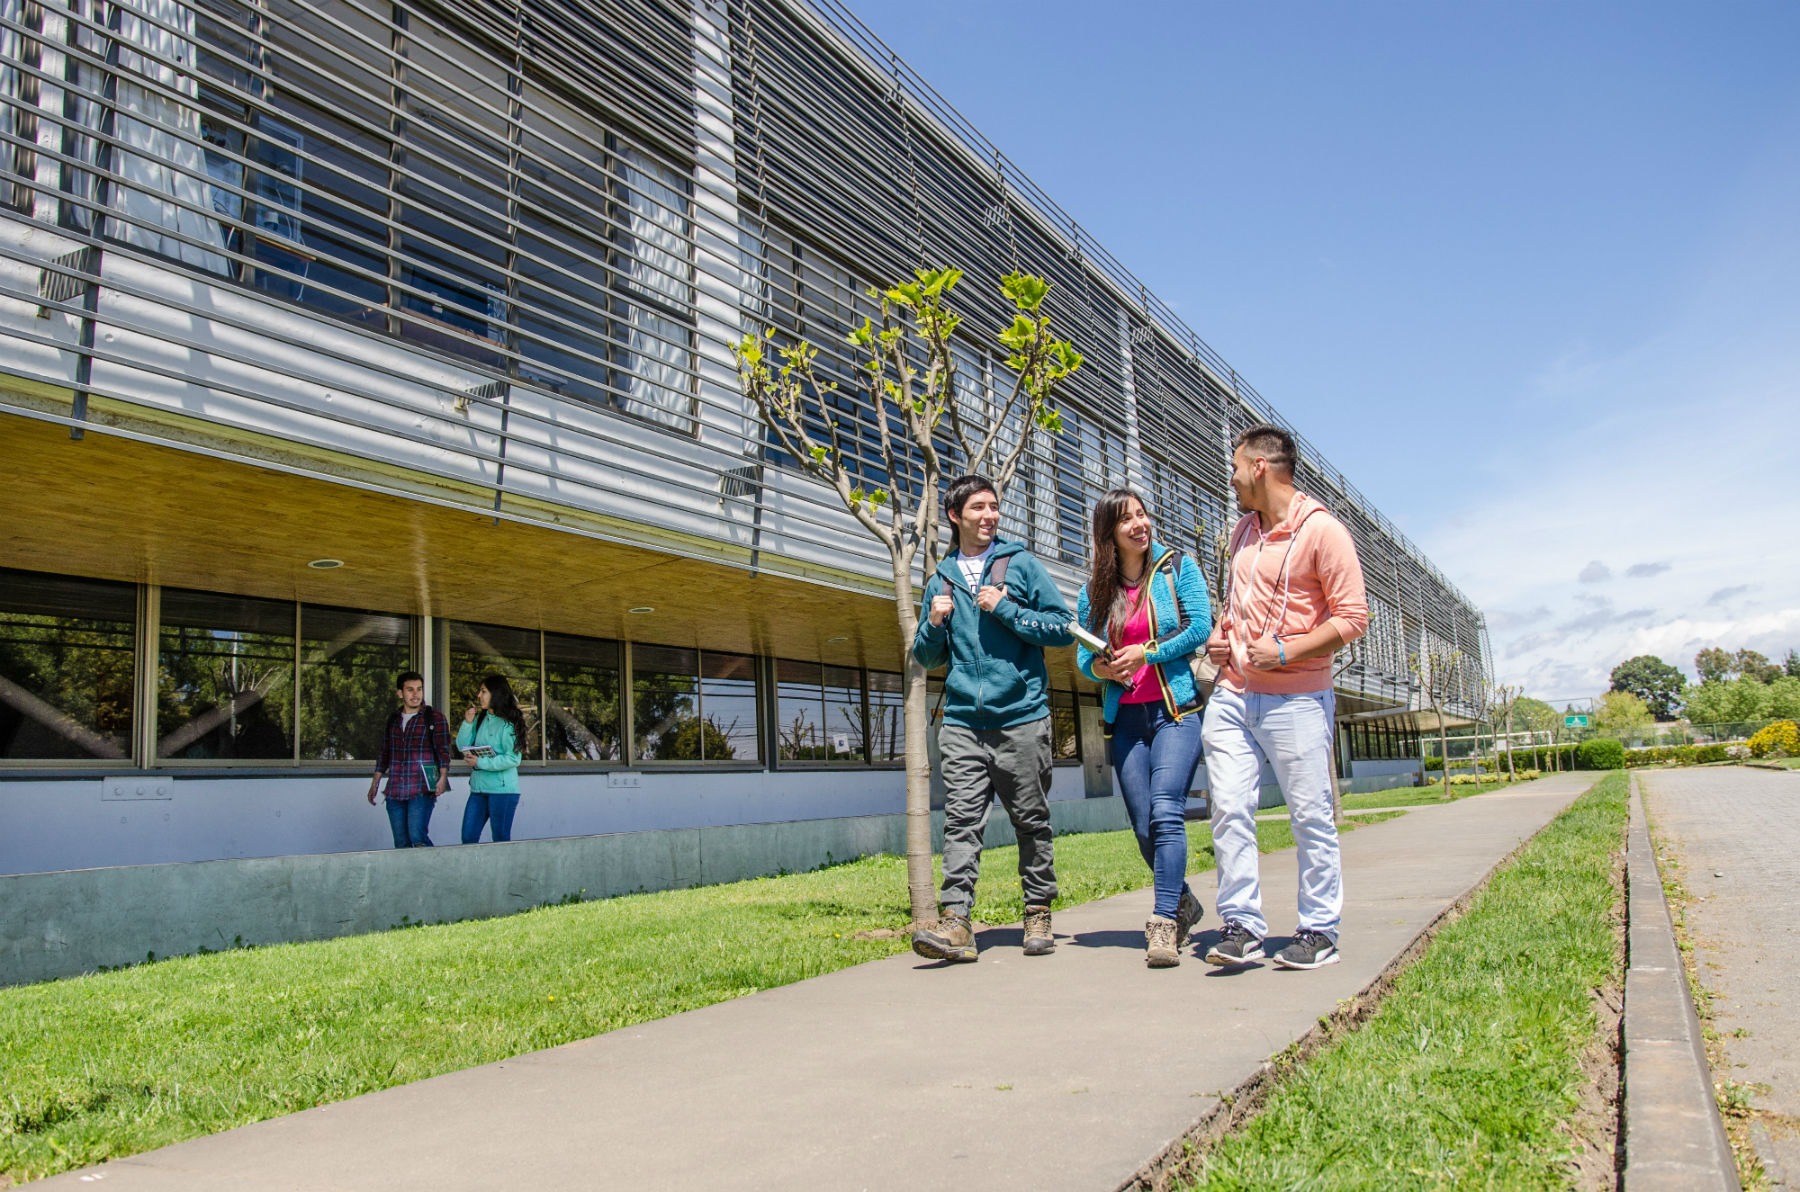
[910,474,1076,963]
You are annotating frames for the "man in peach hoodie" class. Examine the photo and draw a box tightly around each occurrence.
[1201,424,1368,970]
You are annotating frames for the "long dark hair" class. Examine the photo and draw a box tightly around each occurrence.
[1087,488,1154,647]
[478,673,529,745]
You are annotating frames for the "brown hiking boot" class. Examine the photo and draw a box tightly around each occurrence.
[1175,888,1205,949]
[1022,904,1056,955]
[1146,916,1179,967]
[911,911,977,963]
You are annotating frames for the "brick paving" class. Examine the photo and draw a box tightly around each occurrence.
[1641,766,1800,1187]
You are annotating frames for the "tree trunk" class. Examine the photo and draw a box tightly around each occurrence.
[1438,720,1451,798]
[893,563,937,928]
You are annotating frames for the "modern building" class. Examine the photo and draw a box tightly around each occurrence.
[0,0,1487,878]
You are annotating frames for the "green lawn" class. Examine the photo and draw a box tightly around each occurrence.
[1339,778,1512,811]
[0,814,1400,1184]
[1182,771,1627,1190]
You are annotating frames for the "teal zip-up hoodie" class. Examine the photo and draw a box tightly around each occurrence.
[1075,541,1213,726]
[912,537,1075,730]
[455,713,521,794]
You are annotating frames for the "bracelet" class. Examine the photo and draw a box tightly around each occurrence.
[1275,636,1287,666]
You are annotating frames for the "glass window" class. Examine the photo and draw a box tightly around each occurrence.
[775,658,826,761]
[631,645,758,763]
[821,664,864,762]
[0,569,136,762]
[158,589,295,760]
[867,670,904,764]
[1050,688,1080,763]
[775,660,865,763]
[699,651,759,763]
[631,643,700,761]
[394,14,510,368]
[544,632,622,761]
[448,621,542,760]
[298,605,410,762]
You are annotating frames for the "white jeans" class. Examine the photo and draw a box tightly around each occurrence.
[1201,686,1341,940]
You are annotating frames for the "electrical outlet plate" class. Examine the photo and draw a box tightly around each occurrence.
[102,777,175,801]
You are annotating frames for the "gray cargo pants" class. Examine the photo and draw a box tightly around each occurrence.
[937,716,1057,916]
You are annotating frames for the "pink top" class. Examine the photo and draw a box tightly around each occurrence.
[1216,492,1370,696]
[1117,586,1162,704]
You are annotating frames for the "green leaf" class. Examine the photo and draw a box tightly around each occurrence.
[1000,272,1050,312]
[997,314,1036,352]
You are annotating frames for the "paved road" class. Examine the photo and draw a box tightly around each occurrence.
[1641,766,1800,1188]
[39,775,1595,1192]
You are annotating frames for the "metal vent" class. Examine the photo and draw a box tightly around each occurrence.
[37,247,96,317]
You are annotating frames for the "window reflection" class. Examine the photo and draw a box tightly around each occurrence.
[632,645,757,762]
[448,620,542,760]
[544,632,622,761]
[158,588,294,760]
[298,605,410,761]
[0,569,135,761]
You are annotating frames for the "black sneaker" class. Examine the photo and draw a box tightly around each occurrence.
[1273,929,1340,970]
[1204,921,1264,966]
[1175,888,1205,949]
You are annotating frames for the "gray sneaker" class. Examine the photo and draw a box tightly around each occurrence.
[1022,904,1056,955]
[912,911,977,963]
[1145,916,1179,968]
[1204,921,1265,966]
[1174,888,1205,949]
[1273,929,1339,970]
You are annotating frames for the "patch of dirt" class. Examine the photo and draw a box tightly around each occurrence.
[1559,839,1625,1190]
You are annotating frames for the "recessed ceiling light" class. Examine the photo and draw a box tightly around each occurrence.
[826,635,849,644]
[628,606,654,615]
[307,558,344,570]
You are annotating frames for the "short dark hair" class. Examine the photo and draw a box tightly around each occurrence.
[944,474,998,522]
[395,670,425,690]
[1234,424,1295,475]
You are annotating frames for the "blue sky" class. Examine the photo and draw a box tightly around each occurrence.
[846,0,1800,704]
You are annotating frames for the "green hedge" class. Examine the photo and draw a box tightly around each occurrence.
[1576,738,1626,770]
[1623,743,1731,768]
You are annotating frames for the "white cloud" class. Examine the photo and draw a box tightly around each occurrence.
[1626,561,1671,579]
[1578,560,1612,583]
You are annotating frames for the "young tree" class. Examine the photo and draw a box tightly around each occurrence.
[1609,654,1685,721]
[1487,682,1523,780]
[1593,690,1654,741]
[735,268,1082,926]
[1409,647,1465,795]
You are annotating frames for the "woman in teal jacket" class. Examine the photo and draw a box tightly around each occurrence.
[457,673,526,843]
[1076,489,1213,966]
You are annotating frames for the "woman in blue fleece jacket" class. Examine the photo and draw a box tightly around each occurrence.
[1076,489,1213,967]
[457,673,527,843]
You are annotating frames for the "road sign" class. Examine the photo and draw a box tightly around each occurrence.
[1564,714,1590,728]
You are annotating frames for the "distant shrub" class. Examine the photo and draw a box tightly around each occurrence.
[1576,738,1626,770]
[1748,720,1800,759]
[1624,743,1731,768]
[1726,744,1752,761]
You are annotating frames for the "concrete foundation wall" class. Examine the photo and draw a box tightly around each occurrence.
[0,766,1090,877]
[1,794,1128,988]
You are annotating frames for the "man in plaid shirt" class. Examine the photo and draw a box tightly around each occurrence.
[366,671,452,848]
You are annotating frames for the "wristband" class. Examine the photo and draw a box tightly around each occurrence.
[1275,636,1287,666]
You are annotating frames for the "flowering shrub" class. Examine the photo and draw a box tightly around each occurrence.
[1747,720,1800,759]
[1726,744,1752,761]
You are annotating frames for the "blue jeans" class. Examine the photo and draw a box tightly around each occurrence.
[1201,687,1341,940]
[1110,700,1203,919]
[385,795,435,848]
[462,792,520,844]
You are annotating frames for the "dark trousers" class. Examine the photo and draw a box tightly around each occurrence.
[937,717,1057,916]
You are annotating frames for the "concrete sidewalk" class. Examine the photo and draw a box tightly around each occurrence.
[1641,767,1800,1188]
[42,774,1596,1192]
